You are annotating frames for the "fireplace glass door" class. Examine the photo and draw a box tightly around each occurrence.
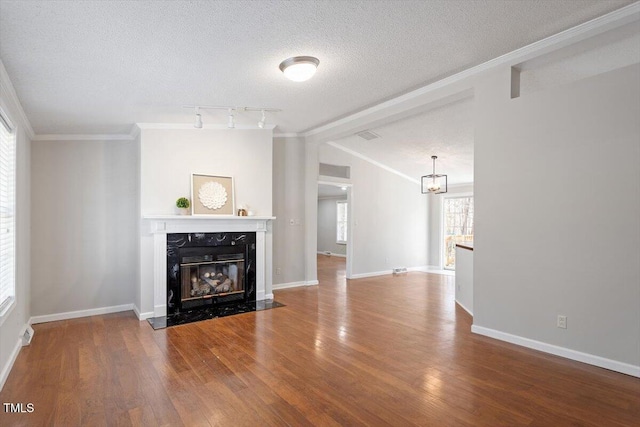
[178,247,246,309]
[181,258,244,300]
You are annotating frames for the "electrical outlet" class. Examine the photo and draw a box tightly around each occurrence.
[557,315,567,329]
[276,267,281,275]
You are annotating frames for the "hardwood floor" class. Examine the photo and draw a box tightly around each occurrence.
[1,255,638,426]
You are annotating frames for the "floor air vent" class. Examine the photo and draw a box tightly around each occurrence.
[22,325,34,345]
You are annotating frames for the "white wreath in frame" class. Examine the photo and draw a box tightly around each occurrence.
[198,181,228,210]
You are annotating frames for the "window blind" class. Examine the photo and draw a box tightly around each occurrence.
[0,112,15,313]
[336,200,348,244]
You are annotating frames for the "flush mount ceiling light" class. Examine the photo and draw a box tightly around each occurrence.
[279,56,320,82]
[184,106,281,129]
[421,155,448,194]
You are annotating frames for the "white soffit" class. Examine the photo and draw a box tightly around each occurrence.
[304,2,640,143]
[519,21,640,95]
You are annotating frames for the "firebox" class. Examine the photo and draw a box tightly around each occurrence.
[166,232,256,315]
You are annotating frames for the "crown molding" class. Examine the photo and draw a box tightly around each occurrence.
[129,124,141,139]
[326,141,420,185]
[0,60,35,140]
[32,123,140,141]
[303,2,640,140]
[32,133,137,141]
[31,122,275,141]
[273,132,302,138]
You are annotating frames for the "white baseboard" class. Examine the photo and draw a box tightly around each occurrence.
[30,303,134,325]
[317,251,347,258]
[350,270,391,279]
[154,304,167,318]
[273,281,318,290]
[471,325,640,378]
[306,280,319,286]
[348,264,455,280]
[257,291,276,301]
[273,281,306,290]
[133,304,154,321]
[0,337,22,392]
[421,265,455,276]
[455,300,473,316]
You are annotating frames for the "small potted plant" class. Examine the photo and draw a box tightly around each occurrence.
[176,197,190,215]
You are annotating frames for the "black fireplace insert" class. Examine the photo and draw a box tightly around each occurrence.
[166,232,256,315]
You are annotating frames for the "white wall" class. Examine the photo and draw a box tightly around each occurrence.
[133,133,141,315]
[474,64,640,373]
[30,139,139,317]
[140,128,272,215]
[455,247,473,315]
[272,136,306,286]
[138,128,273,315]
[0,62,31,390]
[317,197,347,255]
[319,143,428,276]
[304,141,319,284]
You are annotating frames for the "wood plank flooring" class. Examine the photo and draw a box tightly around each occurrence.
[1,255,639,426]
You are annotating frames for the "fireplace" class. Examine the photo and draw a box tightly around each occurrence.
[142,215,273,323]
[166,232,256,315]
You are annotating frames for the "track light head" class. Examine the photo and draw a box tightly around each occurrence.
[227,109,235,129]
[194,107,203,128]
[184,105,280,129]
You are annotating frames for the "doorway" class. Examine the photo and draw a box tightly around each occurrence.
[317,182,352,279]
[443,196,474,270]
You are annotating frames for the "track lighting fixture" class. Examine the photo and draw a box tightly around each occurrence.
[194,107,203,129]
[183,105,281,129]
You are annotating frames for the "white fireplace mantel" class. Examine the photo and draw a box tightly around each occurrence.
[143,215,275,317]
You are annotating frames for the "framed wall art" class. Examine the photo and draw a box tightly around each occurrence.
[191,174,235,215]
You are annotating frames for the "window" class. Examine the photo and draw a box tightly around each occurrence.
[0,110,16,316]
[336,200,347,244]
[443,196,473,270]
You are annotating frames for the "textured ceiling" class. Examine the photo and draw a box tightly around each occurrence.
[332,97,474,184]
[0,0,633,135]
